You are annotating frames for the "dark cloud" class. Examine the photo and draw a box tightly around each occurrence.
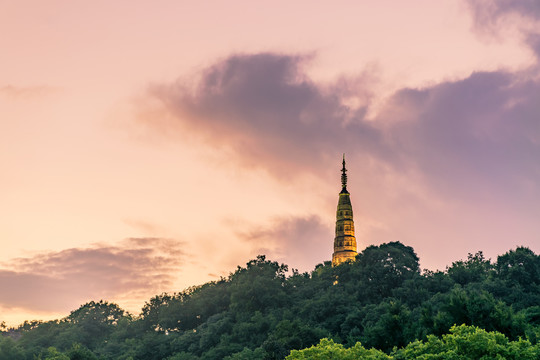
[123,218,162,234]
[147,51,540,207]
[148,53,382,179]
[0,238,184,312]
[236,215,333,272]
[377,70,540,202]
[527,33,540,58]
[467,0,540,27]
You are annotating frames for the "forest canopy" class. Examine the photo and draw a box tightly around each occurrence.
[1,242,539,359]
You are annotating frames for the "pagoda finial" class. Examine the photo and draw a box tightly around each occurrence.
[341,154,347,191]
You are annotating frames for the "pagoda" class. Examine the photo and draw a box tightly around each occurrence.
[332,155,358,266]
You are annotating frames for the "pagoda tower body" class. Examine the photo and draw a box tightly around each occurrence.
[332,155,358,266]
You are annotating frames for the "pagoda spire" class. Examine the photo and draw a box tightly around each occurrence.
[332,155,358,266]
[341,153,348,192]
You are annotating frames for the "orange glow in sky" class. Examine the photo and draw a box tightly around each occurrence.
[1,0,539,326]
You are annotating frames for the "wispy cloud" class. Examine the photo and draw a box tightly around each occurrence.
[235,215,333,272]
[466,0,540,61]
[0,238,184,312]
[0,85,58,99]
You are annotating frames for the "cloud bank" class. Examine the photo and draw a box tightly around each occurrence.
[147,50,540,207]
[0,238,184,312]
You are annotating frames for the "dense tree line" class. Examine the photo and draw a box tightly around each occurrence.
[1,242,539,359]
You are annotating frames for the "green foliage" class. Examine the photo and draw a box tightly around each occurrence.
[496,247,540,288]
[229,255,289,313]
[0,336,24,360]
[289,326,540,359]
[394,325,540,359]
[38,347,69,360]
[64,300,129,349]
[224,346,266,360]
[359,299,413,351]
[419,286,524,338]
[2,244,539,360]
[447,251,492,285]
[66,343,99,360]
[262,319,328,359]
[351,242,421,302]
[286,338,390,359]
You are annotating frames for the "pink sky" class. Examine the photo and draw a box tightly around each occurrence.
[1,0,539,326]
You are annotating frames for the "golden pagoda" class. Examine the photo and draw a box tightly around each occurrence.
[332,155,358,266]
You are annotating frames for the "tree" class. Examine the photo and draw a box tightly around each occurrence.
[229,255,289,313]
[0,336,24,360]
[262,319,328,359]
[354,242,420,301]
[447,251,493,285]
[286,338,390,359]
[67,300,126,325]
[359,299,413,352]
[150,282,230,333]
[496,247,540,288]
[224,347,266,360]
[289,326,540,359]
[394,325,540,359]
[38,347,69,360]
[62,301,129,349]
[420,286,523,338]
[140,293,174,332]
[65,343,98,360]
[7,246,540,359]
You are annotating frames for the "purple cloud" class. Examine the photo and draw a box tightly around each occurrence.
[146,51,540,207]
[466,0,540,60]
[147,53,382,179]
[0,238,184,312]
[377,70,540,202]
[527,33,540,58]
[467,0,540,26]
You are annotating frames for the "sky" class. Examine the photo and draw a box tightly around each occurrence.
[1,0,539,326]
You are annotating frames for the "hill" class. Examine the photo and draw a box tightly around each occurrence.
[1,242,539,359]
